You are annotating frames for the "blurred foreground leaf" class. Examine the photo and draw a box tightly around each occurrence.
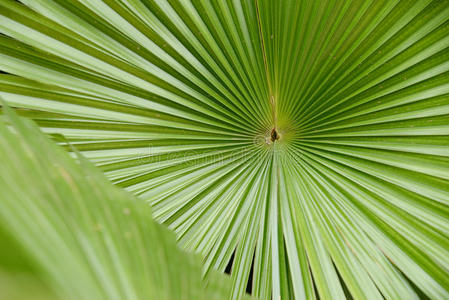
[0,104,250,300]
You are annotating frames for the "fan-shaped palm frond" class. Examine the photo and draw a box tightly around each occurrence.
[1,0,449,299]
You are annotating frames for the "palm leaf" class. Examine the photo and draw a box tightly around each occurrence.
[1,0,449,299]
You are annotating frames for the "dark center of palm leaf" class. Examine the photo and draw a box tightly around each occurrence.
[270,128,279,142]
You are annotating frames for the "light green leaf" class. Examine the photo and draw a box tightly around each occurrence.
[0,103,252,300]
[1,0,449,299]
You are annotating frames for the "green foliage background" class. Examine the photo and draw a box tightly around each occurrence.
[1,0,449,299]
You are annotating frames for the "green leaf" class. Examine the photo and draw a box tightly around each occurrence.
[1,0,449,299]
[0,103,251,300]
